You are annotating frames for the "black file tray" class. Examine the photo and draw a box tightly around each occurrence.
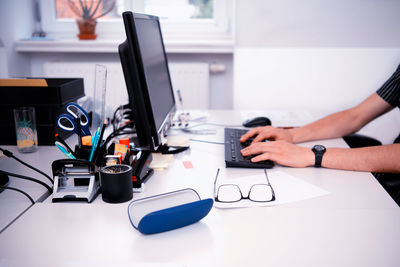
[0,78,85,145]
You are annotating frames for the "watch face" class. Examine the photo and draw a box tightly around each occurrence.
[313,145,326,152]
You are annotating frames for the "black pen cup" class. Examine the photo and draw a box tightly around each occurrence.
[100,164,133,203]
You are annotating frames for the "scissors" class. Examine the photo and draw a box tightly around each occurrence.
[57,102,91,136]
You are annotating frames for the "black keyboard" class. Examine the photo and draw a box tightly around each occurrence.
[224,128,274,168]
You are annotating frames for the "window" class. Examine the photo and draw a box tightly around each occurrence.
[55,0,214,20]
[40,0,234,42]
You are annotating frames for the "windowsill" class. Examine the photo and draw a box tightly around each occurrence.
[15,38,234,54]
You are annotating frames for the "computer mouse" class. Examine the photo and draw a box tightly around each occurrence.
[242,116,271,128]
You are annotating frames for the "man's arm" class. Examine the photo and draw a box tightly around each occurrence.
[240,92,399,172]
[241,141,400,173]
[240,92,393,144]
[289,92,393,143]
[323,144,400,173]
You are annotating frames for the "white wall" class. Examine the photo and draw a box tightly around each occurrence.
[233,0,400,144]
[0,39,8,78]
[233,48,400,143]
[2,0,400,115]
[0,0,33,78]
[234,48,400,111]
[235,0,400,48]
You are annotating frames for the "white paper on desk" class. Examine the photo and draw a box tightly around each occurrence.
[214,170,330,209]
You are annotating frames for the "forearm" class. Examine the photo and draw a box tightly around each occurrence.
[289,109,361,143]
[321,144,400,173]
[288,93,393,144]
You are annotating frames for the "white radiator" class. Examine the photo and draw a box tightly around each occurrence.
[43,61,210,112]
[168,63,210,109]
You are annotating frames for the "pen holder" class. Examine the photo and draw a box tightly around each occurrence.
[100,164,133,203]
[128,188,213,234]
[74,144,106,166]
[75,145,91,161]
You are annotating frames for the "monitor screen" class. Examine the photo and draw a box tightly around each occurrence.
[134,16,176,134]
[119,11,176,150]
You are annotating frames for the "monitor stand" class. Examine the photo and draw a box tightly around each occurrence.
[154,144,189,155]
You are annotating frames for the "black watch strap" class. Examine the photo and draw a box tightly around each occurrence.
[312,145,326,167]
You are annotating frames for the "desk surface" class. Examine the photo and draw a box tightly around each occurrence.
[0,110,399,267]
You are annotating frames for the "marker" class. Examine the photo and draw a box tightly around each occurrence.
[55,141,76,159]
[92,119,108,163]
[88,127,101,162]
[54,133,75,157]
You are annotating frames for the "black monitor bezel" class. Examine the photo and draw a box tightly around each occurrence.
[121,11,176,150]
[119,12,154,149]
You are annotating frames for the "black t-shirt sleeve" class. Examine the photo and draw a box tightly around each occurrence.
[376,64,400,108]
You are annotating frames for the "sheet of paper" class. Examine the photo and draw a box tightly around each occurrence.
[214,170,330,209]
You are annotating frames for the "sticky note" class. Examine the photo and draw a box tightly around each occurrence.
[182,161,194,169]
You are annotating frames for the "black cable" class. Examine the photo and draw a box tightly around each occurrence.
[112,104,132,131]
[0,170,52,193]
[190,139,224,145]
[184,122,242,129]
[101,130,136,150]
[101,121,136,151]
[0,147,53,184]
[180,128,217,135]
[0,186,34,204]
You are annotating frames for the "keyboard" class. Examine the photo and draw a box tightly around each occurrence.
[224,128,274,168]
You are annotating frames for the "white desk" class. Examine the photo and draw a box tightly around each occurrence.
[0,146,56,232]
[0,110,399,267]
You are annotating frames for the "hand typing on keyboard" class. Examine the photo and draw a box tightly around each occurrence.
[240,138,253,148]
[240,126,314,168]
[224,128,274,168]
[240,126,295,144]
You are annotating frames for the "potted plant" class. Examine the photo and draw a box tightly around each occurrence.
[67,0,116,40]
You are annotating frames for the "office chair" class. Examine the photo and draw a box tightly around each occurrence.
[343,134,400,206]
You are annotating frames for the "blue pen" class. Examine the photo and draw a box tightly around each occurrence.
[55,141,76,159]
[88,127,101,162]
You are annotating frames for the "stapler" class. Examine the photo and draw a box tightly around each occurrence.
[52,159,100,203]
[131,150,153,189]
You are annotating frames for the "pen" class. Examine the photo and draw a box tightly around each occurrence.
[93,119,107,163]
[88,127,101,162]
[55,141,76,159]
[76,117,82,147]
[54,133,75,157]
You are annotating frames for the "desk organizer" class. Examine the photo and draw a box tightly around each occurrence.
[0,78,84,145]
[52,159,100,203]
[128,189,213,234]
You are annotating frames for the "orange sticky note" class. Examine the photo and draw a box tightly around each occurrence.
[82,135,92,146]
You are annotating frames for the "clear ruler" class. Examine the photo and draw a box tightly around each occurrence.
[93,64,107,131]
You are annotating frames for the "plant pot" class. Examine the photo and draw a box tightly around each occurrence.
[76,19,97,40]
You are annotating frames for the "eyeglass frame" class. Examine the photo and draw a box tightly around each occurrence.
[213,168,276,203]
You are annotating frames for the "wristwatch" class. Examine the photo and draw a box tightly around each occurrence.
[312,145,326,167]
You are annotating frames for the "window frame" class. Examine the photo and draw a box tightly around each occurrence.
[39,0,234,42]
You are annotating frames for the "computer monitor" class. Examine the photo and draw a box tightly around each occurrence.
[118,11,176,151]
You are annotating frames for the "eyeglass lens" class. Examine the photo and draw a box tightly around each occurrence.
[217,185,242,202]
[217,184,273,203]
[249,184,273,202]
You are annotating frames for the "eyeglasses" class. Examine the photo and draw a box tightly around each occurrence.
[213,168,275,203]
